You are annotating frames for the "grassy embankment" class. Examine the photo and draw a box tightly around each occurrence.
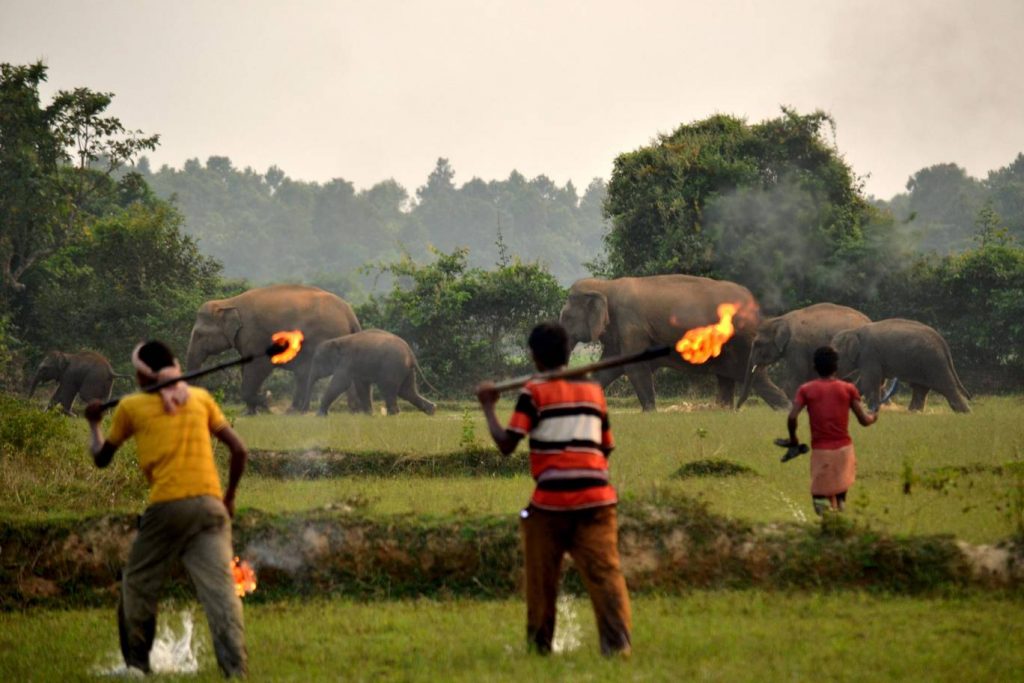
[3,395,1023,543]
[2,592,1022,681]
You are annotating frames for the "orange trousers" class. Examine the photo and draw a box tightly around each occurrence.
[520,504,632,655]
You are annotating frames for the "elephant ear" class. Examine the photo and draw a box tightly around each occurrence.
[585,292,610,342]
[837,331,861,365]
[218,307,243,345]
[51,351,69,373]
[771,320,791,355]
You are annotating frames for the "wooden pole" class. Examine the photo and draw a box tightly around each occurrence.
[491,345,672,393]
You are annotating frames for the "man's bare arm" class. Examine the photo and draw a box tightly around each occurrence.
[85,400,118,468]
[476,382,523,456]
[851,399,878,427]
[215,425,248,518]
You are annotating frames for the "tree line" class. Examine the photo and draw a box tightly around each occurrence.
[136,155,608,291]
[2,61,1023,397]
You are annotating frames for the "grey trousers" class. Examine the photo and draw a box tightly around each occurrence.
[119,495,247,677]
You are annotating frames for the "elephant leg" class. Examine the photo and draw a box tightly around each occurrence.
[50,383,76,415]
[288,362,313,413]
[240,362,273,415]
[860,367,883,411]
[347,381,372,414]
[624,364,656,411]
[399,374,436,415]
[750,369,791,410]
[714,375,735,408]
[319,373,353,416]
[382,385,401,416]
[908,384,929,412]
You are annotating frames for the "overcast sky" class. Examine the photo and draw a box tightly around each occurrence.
[3,0,1022,199]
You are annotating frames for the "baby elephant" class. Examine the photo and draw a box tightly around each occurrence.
[28,350,124,415]
[832,318,971,413]
[304,330,436,416]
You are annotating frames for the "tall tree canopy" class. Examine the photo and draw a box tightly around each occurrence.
[601,109,895,311]
[0,62,158,300]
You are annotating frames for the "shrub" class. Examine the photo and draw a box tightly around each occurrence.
[0,394,146,518]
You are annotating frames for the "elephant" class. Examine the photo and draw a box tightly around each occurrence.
[303,330,436,416]
[559,275,791,411]
[737,303,872,408]
[28,350,126,415]
[831,318,971,413]
[185,284,362,414]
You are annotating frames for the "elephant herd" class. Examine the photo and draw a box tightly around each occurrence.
[557,276,971,414]
[28,276,972,416]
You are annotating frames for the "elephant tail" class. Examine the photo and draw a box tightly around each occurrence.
[413,360,441,396]
[949,359,972,400]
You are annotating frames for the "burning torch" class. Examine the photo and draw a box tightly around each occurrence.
[490,303,740,393]
[96,330,305,412]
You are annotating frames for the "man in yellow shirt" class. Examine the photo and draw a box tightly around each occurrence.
[85,340,249,677]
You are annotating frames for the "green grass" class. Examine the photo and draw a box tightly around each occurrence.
[1,592,1021,681]
[3,395,1023,543]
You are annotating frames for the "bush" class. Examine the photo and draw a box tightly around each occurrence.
[0,394,146,518]
[358,248,565,395]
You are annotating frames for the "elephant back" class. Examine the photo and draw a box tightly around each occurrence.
[605,274,759,340]
[228,284,360,341]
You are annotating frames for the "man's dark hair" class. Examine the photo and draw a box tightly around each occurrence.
[528,322,570,369]
[813,345,839,377]
[138,340,176,372]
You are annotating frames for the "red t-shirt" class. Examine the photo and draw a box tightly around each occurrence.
[793,378,861,450]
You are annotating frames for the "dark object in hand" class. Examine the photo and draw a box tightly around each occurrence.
[774,438,809,463]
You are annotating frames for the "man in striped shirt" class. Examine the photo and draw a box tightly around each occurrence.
[477,322,631,656]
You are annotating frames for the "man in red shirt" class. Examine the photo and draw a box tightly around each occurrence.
[786,345,878,515]
[477,322,631,657]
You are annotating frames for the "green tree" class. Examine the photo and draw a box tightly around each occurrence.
[358,248,565,394]
[602,109,894,311]
[25,202,223,366]
[0,62,158,299]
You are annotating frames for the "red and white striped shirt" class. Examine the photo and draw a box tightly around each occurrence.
[507,378,616,511]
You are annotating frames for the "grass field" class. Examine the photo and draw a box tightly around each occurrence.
[3,393,1023,679]
[214,395,1024,542]
[2,592,1022,681]
[4,395,1023,543]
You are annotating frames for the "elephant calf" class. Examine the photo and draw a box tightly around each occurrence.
[832,319,971,413]
[303,330,436,417]
[28,350,125,415]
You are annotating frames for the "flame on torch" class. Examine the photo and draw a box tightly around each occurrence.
[232,556,257,597]
[675,303,739,364]
[270,330,304,365]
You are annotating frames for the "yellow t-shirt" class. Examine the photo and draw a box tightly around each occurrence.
[107,386,228,504]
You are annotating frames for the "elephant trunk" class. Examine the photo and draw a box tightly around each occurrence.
[27,371,41,398]
[735,355,757,410]
[185,339,207,373]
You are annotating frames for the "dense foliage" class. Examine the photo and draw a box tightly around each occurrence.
[601,109,898,312]
[357,249,565,394]
[0,62,222,387]
[139,156,608,288]
[878,155,1024,254]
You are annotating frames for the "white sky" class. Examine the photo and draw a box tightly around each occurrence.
[3,0,1022,199]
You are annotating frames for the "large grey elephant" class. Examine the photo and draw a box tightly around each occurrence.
[736,303,871,408]
[28,350,126,415]
[559,275,790,411]
[303,330,436,416]
[832,318,971,413]
[186,284,362,414]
